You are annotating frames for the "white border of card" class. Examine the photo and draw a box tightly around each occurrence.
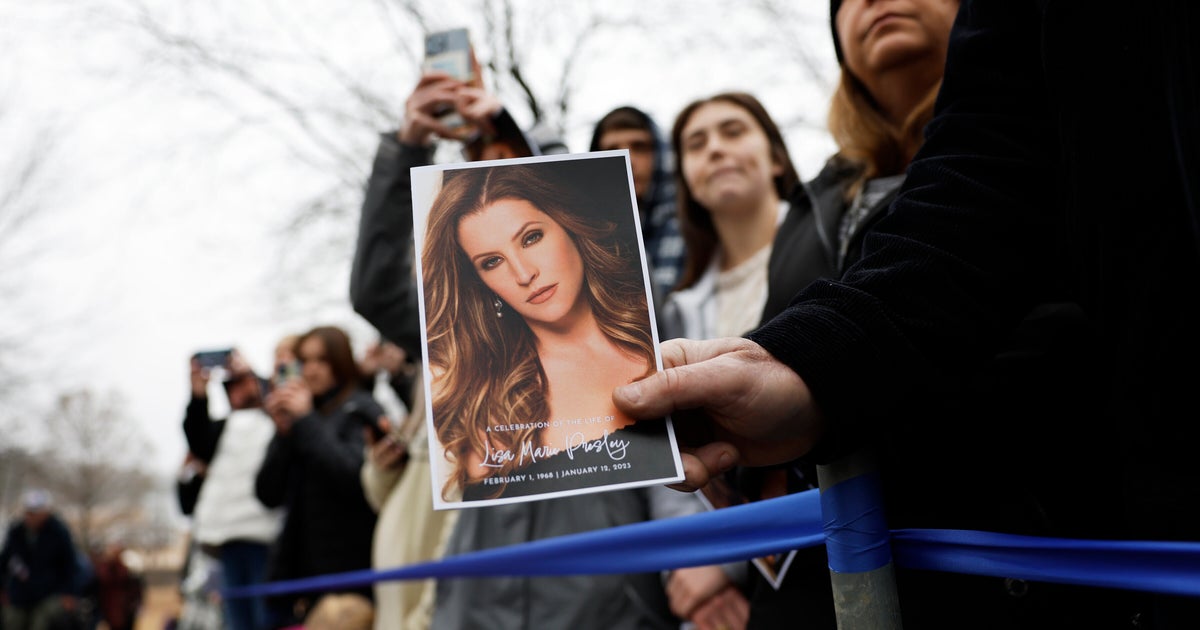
[411,150,685,510]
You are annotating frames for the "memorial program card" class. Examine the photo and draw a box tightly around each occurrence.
[411,151,685,509]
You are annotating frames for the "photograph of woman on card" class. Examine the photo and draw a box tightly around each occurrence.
[415,155,682,506]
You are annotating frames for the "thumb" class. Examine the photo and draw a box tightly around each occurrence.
[667,443,740,493]
[614,337,751,419]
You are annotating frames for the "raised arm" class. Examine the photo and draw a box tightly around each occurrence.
[348,132,431,358]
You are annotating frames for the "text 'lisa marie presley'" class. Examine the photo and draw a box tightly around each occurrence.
[479,430,632,470]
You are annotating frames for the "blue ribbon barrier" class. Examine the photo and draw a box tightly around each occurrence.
[892,529,1200,598]
[226,485,1200,600]
[225,488,825,599]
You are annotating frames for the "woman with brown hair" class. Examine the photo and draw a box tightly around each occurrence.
[255,325,383,628]
[822,0,956,265]
[659,90,804,630]
[762,0,960,321]
[661,91,801,342]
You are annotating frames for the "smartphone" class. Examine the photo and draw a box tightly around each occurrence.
[423,28,474,132]
[423,28,473,82]
[273,360,301,388]
[193,348,233,369]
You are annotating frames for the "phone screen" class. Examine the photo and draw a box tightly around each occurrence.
[423,28,474,134]
[193,349,233,369]
[273,361,301,387]
[423,28,473,82]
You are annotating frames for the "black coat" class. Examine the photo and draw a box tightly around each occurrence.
[348,135,429,361]
[255,388,381,606]
[749,1,1200,627]
[0,515,79,608]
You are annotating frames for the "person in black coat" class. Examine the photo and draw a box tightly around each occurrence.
[1,491,81,630]
[255,326,383,627]
[616,1,1200,628]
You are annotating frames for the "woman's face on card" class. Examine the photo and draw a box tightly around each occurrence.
[457,198,587,327]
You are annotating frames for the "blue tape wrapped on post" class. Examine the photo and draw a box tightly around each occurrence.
[820,472,892,573]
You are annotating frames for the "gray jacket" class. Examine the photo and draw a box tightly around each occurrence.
[433,487,694,630]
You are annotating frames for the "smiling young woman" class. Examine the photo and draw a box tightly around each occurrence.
[657,4,965,626]
[662,91,800,341]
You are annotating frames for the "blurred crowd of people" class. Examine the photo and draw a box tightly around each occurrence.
[1,490,143,630]
[6,0,1200,628]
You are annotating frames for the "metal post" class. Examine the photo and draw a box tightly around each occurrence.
[817,450,903,630]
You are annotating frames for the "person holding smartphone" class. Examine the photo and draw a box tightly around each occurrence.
[182,346,283,630]
[255,326,383,628]
[350,47,712,628]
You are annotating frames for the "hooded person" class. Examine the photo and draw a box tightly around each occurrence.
[0,490,81,630]
[589,106,685,303]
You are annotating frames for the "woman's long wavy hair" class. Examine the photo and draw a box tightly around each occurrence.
[421,164,655,499]
[670,92,801,291]
[294,326,362,415]
[827,66,942,201]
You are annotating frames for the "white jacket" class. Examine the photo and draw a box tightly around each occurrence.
[193,409,283,546]
[661,200,790,340]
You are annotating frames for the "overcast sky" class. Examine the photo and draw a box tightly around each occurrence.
[0,0,839,478]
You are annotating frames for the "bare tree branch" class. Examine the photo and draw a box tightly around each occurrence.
[375,0,428,58]
[754,0,835,93]
[551,13,636,131]
[260,0,404,125]
[122,3,365,180]
[502,0,543,122]
[0,138,53,250]
[0,102,62,408]
[39,389,152,549]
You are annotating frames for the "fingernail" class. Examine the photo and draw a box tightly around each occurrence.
[717,451,735,471]
[619,382,641,404]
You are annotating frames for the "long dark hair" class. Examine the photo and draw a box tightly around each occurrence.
[671,92,800,291]
[295,326,362,414]
[421,163,655,498]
